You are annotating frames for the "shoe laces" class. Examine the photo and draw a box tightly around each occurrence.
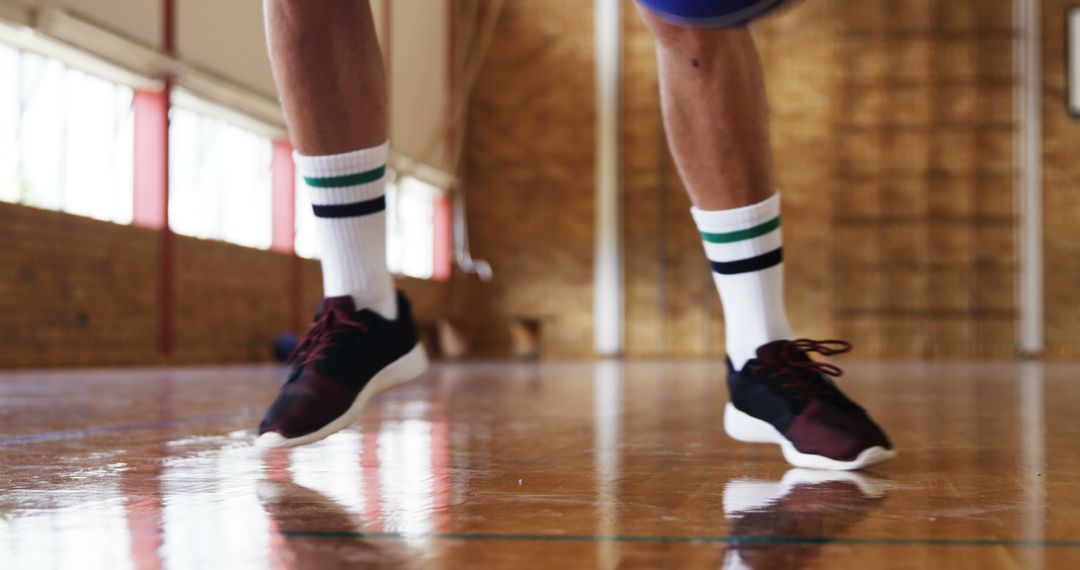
[751,339,853,399]
[289,303,369,367]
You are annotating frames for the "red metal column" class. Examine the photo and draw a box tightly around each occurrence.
[271,140,304,333]
[270,141,297,254]
[432,195,452,281]
[122,3,176,566]
[158,0,176,356]
[434,0,455,283]
[132,90,169,230]
[380,0,393,147]
[132,84,174,356]
[133,0,176,356]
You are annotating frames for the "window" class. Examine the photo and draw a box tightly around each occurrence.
[169,106,273,249]
[387,174,439,280]
[0,36,441,271]
[0,42,134,223]
[294,167,318,259]
[293,168,441,279]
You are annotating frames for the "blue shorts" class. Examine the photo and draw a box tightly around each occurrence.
[637,0,796,28]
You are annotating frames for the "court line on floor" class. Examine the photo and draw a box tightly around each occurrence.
[280,530,1080,549]
[0,412,260,447]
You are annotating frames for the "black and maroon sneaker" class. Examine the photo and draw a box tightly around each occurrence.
[724,339,894,470]
[256,292,428,449]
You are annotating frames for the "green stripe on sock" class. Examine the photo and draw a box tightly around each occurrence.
[304,165,386,188]
[700,216,780,244]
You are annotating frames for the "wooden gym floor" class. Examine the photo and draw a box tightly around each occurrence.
[0,359,1078,569]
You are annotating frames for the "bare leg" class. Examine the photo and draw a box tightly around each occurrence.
[637,8,894,471]
[264,0,386,154]
[257,0,430,450]
[639,9,774,210]
[638,7,792,370]
[263,0,395,319]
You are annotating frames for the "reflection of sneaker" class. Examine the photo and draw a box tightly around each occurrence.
[723,469,891,570]
[256,480,359,531]
[724,339,894,470]
[257,480,406,568]
[256,292,428,449]
[723,469,891,514]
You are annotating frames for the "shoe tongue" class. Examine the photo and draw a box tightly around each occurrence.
[316,296,357,318]
[754,340,791,362]
[754,339,814,364]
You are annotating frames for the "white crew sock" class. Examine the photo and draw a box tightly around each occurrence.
[294,142,396,319]
[691,193,793,370]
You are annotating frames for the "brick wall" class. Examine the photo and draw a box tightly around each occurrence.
[0,203,162,367]
[458,0,596,357]
[827,0,1018,358]
[1042,0,1080,358]
[172,235,294,363]
[624,0,1019,358]
[9,0,1080,365]
[463,0,1027,358]
[0,202,447,367]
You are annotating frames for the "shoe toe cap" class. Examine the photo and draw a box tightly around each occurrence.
[786,402,892,461]
[255,431,289,449]
[258,371,357,441]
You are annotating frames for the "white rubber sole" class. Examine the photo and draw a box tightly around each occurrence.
[724,403,895,471]
[256,343,429,449]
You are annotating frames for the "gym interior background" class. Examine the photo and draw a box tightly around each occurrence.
[5,1,1080,568]
[1,0,1078,367]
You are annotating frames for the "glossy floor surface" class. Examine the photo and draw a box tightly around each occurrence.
[1,359,1078,569]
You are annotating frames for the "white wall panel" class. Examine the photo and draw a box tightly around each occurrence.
[390,0,449,168]
[12,0,448,158]
[177,0,275,97]
[28,0,162,48]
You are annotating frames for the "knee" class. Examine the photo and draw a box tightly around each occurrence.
[268,0,367,11]
[266,0,312,17]
[640,8,752,66]
[647,16,744,50]
[637,0,799,30]
[268,0,382,53]
[267,0,371,32]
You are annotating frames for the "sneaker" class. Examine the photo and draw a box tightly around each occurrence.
[724,339,894,470]
[256,292,428,449]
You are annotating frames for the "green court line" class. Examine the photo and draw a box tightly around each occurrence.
[700,216,781,244]
[280,530,1080,549]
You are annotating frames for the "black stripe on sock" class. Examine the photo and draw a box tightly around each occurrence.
[312,196,386,219]
[709,248,784,275]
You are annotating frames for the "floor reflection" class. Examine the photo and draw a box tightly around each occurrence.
[0,473,135,570]
[160,440,272,568]
[0,400,449,569]
[594,360,624,569]
[257,480,404,569]
[1017,362,1046,570]
[721,469,891,569]
[0,360,1068,569]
